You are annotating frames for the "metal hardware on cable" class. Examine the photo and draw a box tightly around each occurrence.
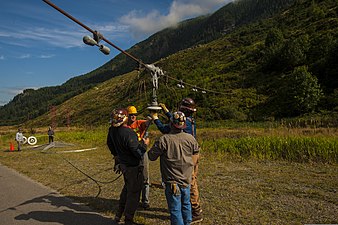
[42,0,164,111]
[177,80,185,89]
[144,64,164,110]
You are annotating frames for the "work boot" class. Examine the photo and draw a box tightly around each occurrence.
[114,216,121,223]
[114,211,123,223]
[142,202,150,210]
[124,220,144,225]
[191,209,203,224]
[191,215,203,224]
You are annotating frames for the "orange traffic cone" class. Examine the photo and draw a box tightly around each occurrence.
[10,142,14,151]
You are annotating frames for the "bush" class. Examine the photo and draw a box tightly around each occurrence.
[277,66,323,117]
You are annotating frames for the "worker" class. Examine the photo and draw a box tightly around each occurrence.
[127,105,151,209]
[151,98,203,223]
[15,128,24,151]
[47,126,55,144]
[148,111,199,225]
[107,108,149,225]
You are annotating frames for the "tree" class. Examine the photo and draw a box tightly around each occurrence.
[264,28,284,48]
[277,66,323,116]
[279,35,309,70]
[261,28,284,71]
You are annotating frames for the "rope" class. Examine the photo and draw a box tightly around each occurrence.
[59,154,122,197]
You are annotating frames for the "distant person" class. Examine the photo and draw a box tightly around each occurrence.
[107,108,149,225]
[127,105,151,210]
[151,98,203,223]
[148,111,199,225]
[48,126,54,144]
[15,128,24,151]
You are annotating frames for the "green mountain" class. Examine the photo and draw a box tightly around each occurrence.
[0,0,298,126]
[25,0,338,128]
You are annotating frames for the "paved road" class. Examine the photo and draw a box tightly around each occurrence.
[0,163,115,225]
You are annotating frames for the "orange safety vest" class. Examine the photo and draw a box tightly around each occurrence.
[128,120,147,141]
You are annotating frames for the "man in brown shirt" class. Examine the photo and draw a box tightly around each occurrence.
[148,111,199,225]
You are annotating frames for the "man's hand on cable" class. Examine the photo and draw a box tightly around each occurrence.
[150,111,159,120]
[159,103,169,113]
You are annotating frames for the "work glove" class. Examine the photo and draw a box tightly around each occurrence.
[114,164,121,174]
[151,112,159,120]
[113,157,121,174]
[159,103,169,113]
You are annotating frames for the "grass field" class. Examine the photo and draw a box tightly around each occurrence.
[0,125,337,224]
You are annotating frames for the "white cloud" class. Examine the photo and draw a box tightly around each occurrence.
[39,54,55,59]
[1,23,128,49]
[0,55,4,60]
[0,87,35,95]
[0,86,38,103]
[119,0,231,38]
[0,87,25,105]
[18,54,31,59]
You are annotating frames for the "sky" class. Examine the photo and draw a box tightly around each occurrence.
[0,0,230,106]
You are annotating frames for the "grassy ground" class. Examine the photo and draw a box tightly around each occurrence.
[0,126,337,224]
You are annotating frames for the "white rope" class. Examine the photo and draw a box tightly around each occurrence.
[57,147,97,153]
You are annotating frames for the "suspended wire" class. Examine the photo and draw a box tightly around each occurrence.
[161,73,234,96]
[164,78,180,105]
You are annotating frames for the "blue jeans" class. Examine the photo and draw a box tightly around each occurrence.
[165,183,192,225]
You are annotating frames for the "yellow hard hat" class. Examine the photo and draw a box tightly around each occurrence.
[127,106,137,114]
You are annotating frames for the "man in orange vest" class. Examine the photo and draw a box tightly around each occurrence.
[127,105,151,209]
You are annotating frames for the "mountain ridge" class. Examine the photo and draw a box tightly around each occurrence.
[23,0,338,127]
[2,0,337,126]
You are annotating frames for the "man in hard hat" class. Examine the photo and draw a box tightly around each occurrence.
[151,98,203,224]
[148,111,199,225]
[107,108,149,225]
[127,105,152,210]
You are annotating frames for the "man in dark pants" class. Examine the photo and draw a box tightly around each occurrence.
[127,105,151,209]
[107,108,149,225]
[48,126,54,144]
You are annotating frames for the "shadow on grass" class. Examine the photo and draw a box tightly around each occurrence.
[69,195,170,222]
[137,208,169,221]
[2,193,116,225]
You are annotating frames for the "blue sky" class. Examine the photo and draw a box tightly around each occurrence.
[0,0,229,106]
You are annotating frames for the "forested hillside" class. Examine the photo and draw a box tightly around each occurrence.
[0,0,297,125]
[25,0,338,127]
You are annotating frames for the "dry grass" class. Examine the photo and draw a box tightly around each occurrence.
[0,126,337,224]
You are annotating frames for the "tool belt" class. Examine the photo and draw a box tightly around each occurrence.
[167,182,188,196]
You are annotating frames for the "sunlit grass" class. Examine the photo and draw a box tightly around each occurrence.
[0,125,337,224]
[200,136,337,163]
